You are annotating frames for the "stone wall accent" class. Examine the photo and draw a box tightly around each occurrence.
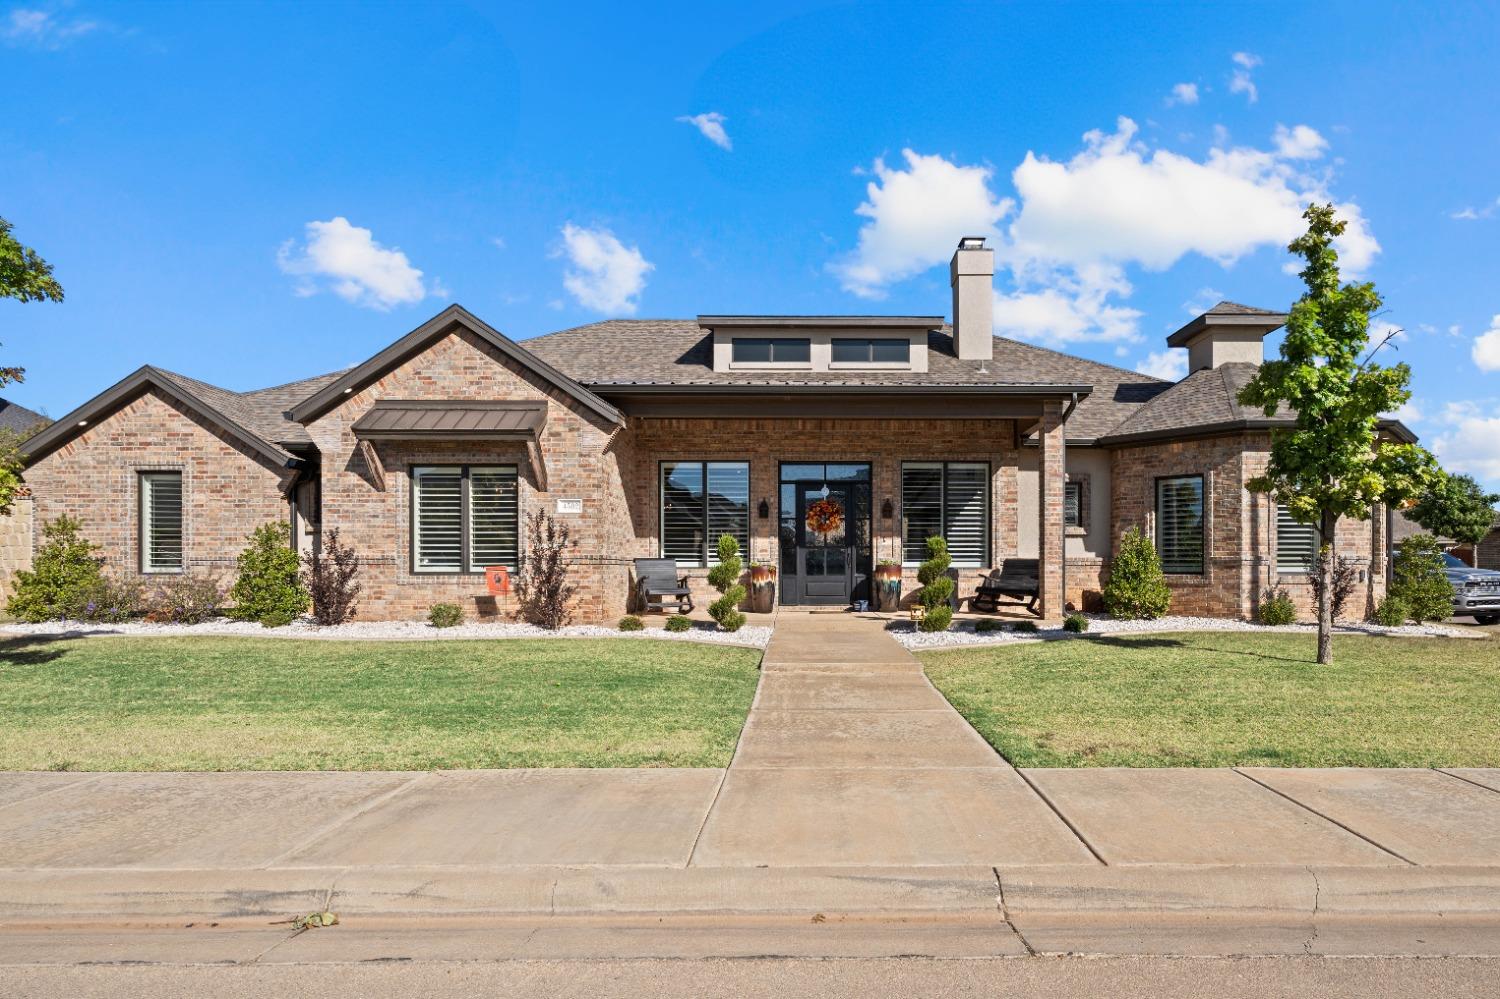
[23,389,295,588]
[0,497,34,601]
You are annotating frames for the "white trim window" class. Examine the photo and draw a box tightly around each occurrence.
[1276,504,1320,572]
[901,462,990,567]
[412,465,518,573]
[140,471,184,574]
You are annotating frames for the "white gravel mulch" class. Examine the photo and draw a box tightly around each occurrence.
[890,613,1474,651]
[0,617,773,649]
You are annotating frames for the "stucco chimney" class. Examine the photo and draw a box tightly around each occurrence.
[1166,301,1289,374]
[950,236,994,362]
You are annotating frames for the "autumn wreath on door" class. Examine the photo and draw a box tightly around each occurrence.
[805,497,845,535]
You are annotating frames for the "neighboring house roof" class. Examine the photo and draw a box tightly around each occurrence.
[0,397,50,435]
[522,321,1170,441]
[288,304,623,427]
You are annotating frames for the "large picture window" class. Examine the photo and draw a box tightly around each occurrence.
[660,461,750,566]
[901,462,990,566]
[1276,504,1320,572]
[412,465,518,573]
[140,471,183,574]
[1155,475,1205,574]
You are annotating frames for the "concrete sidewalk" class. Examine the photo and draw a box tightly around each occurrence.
[3,612,1500,961]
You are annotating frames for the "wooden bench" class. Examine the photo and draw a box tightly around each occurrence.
[970,558,1041,617]
[634,558,694,614]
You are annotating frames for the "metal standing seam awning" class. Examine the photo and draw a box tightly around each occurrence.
[350,400,550,488]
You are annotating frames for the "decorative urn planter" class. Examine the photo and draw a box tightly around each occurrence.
[748,565,777,613]
[873,563,903,612]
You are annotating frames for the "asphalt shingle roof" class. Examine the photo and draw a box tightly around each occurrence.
[0,398,49,435]
[1097,362,1291,443]
[151,367,348,455]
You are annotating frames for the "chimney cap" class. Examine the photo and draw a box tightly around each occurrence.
[957,235,988,250]
[1166,300,1287,348]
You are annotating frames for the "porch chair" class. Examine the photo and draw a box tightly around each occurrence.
[634,558,694,614]
[970,558,1041,617]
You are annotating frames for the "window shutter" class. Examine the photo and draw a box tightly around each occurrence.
[468,467,519,571]
[661,462,707,565]
[413,467,462,572]
[1276,505,1319,572]
[141,473,183,573]
[901,463,943,564]
[943,463,989,566]
[1155,476,1204,574]
[706,462,750,564]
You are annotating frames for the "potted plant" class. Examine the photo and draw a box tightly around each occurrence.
[748,562,777,613]
[873,559,903,612]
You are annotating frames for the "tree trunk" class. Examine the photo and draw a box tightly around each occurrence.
[1317,510,1335,665]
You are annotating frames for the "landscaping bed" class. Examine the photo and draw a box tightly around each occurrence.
[920,631,1500,768]
[0,636,762,771]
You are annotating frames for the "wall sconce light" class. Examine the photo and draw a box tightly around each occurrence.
[757,499,770,519]
[881,498,894,519]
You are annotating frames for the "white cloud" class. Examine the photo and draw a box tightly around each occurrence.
[2,6,99,48]
[1473,315,1500,372]
[831,119,1378,347]
[1273,124,1328,160]
[1452,197,1500,221]
[1367,319,1409,351]
[676,112,732,151]
[1431,403,1500,491]
[557,222,653,314]
[1183,287,1226,316]
[1384,400,1422,424]
[829,149,1012,299]
[1135,349,1187,381]
[276,217,428,310]
[1166,82,1199,106]
[1230,51,1262,103]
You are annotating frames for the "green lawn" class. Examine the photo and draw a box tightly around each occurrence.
[0,636,761,771]
[920,632,1500,768]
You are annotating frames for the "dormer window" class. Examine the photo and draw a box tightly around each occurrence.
[831,338,910,365]
[731,337,811,364]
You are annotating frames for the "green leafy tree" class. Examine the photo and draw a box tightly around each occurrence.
[1406,471,1498,567]
[6,515,104,622]
[229,521,309,627]
[0,217,64,514]
[1237,204,1438,663]
[917,535,954,632]
[1101,526,1171,619]
[1389,534,1454,623]
[707,533,746,632]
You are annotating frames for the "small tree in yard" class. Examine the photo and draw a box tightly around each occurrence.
[1237,204,1438,664]
[230,521,309,627]
[6,515,104,622]
[301,528,361,626]
[1102,526,1171,620]
[0,216,66,515]
[707,534,747,633]
[917,536,954,632]
[1309,548,1359,621]
[1406,472,1499,567]
[1389,534,1455,623]
[514,510,576,630]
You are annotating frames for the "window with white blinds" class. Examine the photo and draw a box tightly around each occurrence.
[1276,504,1319,572]
[412,465,518,573]
[1064,481,1083,528]
[1155,475,1205,574]
[660,461,750,566]
[140,472,183,573]
[901,462,990,566]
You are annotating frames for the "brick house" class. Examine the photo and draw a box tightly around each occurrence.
[19,239,1415,622]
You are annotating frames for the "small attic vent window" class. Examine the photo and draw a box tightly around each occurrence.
[731,338,810,364]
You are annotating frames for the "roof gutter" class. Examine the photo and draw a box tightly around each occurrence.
[590,383,1094,398]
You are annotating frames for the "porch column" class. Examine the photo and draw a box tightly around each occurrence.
[1037,399,1065,620]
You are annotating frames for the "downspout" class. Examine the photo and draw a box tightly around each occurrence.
[1061,392,1077,613]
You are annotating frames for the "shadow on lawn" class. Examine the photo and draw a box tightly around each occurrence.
[0,635,71,667]
[1081,634,1319,665]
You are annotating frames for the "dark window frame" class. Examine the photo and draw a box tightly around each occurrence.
[1154,473,1206,576]
[409,464,520,575]
[899,461,992,567]
[730,337,811,364]
[830,337,911,365]
[138,470,184,575]
[1064,481,1083,529]
[658,459,752,567]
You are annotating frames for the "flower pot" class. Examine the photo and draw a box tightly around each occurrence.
[748,567,777,613]
[873,566,903,612]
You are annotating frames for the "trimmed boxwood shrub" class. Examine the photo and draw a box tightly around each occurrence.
[1389,534,1453,623]
[1373,596,1409,628]
[1102,526,1171,620]
[665,614,692,633]
[230,522,308,627]
[1258,587,1297,626]
[429,603,463,628]
[917,536,954,632]
[1012,620,1039,634]
[707,534,747,633]
[1063,612,1089,633]
[974,618,1003,633]
[617,614,644,632]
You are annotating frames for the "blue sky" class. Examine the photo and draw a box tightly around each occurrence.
[3,1,1499,488]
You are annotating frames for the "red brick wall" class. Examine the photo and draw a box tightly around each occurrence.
[24,389,295,587]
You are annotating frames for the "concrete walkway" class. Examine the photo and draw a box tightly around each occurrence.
[3,613,1500,961]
